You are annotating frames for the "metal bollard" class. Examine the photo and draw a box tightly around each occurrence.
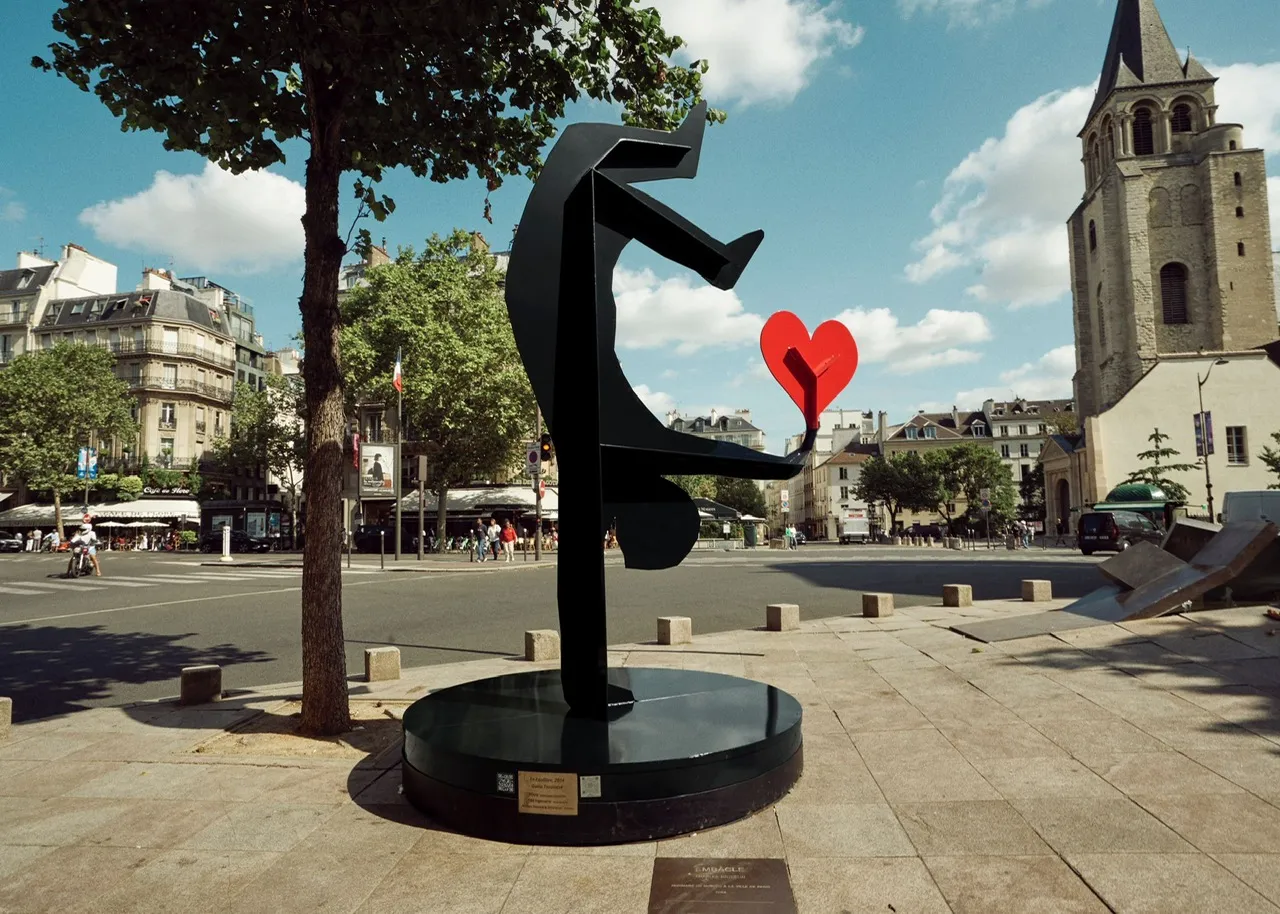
[379,529,385,570]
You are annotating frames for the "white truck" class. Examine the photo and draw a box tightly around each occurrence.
[1221,490,1280,526]
[838,513,871,544]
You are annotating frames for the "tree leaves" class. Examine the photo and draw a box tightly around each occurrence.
[0,344,137,497]
[339,230,535,491]
[1260,432,1280,491]
[1125,427,1198,504]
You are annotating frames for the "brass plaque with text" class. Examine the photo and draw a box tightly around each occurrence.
[648,858,797,913]
[516,771,579,816]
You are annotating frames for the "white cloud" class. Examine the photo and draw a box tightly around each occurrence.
[633,384,677,416]
[654,0,864,106]
[953,345,1075,403]
[0,188,24,223]
[1214,62,1280,155]
[906,58,1280,310]
[613,266,765,355]
[833,307,992,375]
[79,162,304,274]
[897,0,1051,28]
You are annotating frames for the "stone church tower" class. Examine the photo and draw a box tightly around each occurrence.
[1069,0,1278,418]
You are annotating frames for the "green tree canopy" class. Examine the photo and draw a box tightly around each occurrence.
[1019,462,1046,522]
[340,231,535,543]
[667,476,718,500]
[712,477,767,518]
[0,344,137,535]
[1261,431,1280,490]
[1126,427,1198,504]
[855,452,937,531]
[212,376,306,515]
[37,0,715,733]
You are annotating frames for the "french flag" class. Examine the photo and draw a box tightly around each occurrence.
[393,348,403,394]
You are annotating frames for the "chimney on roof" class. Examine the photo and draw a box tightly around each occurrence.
[709,408,719,423]
[952,405,960,429]
[878,411,887,445]
[470,231,490,252]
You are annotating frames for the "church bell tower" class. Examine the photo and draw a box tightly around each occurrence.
[1069,0,1278,418]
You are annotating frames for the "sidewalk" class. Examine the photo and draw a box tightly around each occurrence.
[5,598,1280,912]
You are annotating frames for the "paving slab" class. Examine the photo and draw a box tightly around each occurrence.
[924,854,1109,914]
[1066,852,1280,914]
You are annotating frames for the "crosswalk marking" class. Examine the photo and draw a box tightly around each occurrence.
[7,580,108,592]
[0,585,48,596]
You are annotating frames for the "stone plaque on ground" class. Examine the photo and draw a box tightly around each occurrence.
[648,858,796,913]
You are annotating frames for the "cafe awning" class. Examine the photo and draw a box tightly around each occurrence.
[0,498,199,527]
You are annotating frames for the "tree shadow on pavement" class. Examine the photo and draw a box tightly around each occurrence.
[773,559,1097,601]
[989,608,1280,751]
[0,622,273,722]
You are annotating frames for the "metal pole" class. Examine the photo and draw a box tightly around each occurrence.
[221,524,233,563]
[380,529,385,571]
[417,473,425,561]
[395,384,403,561]
[534,406,543,561]
[1198,378,1215,521]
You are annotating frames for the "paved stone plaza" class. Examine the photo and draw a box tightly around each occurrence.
[5,596,1280,912]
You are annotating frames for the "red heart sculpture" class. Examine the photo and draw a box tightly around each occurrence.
[760,311,858,430]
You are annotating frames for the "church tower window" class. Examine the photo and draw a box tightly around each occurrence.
[1096,283,1107,349]
[1133,107,1155,155]
[1171,104,1193,133]
[1238,242,1246,257]
[1159,263,1189,324]
[1236,206,1245,218]
[1234,172,1242,186]
[1089,221,1097,251]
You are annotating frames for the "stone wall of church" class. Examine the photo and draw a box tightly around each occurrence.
[1205,148,1278,350]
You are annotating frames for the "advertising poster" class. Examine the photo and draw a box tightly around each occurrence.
[360,443,397,496]
[246,512,266,538]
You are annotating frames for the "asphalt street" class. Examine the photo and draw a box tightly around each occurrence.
[0,545,1103,722]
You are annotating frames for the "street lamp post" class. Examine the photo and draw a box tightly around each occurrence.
[1197,358,1229,522]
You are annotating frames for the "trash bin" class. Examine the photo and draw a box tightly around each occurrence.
[744,523,758,547]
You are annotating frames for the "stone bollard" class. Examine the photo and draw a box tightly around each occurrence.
[891,536,902,546]
[925,536,934,548]
[862,592,894,617]
[0,696,10,741]
[364,646,401,682]
[943,584,973,608]
[766,603,800,632]
[524,629,561,661]
[1021,579,1053,602]
[180,665,223,705]
[658,616,692,645]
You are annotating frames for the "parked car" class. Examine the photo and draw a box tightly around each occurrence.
[1221,491,1280,526]
[793,530,807,546]
[1078,510,1163,555]
[199,529,272,553]
[839,518,871,544]
[0,533,23,553]
[353,525,395,553]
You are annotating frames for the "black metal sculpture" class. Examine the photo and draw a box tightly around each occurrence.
[506,103,822,716]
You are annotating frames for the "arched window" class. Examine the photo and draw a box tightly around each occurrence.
[1234,172,1243,187]
[1089,220,1097,251]
[1133,107,1155,155]
[1229,140,1238,151]
[1171,104,1193,133]
[1102,116,1115,161]
[1149,187,1172,227]
[1096,283,1107,349]
[1160,263,1189,324]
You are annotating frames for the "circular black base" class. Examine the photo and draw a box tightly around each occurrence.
[401,667,803,845]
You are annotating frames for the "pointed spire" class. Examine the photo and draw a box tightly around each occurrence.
[1086,0,1213,123]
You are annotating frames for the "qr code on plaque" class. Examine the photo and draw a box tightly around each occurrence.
[496,773,516,794]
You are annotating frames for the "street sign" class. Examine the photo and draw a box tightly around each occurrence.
[780,488,790,511]
[1194,412,1205,457]
[525,446,540,476]
[538,480,546,500]
[1204,411,1214,456]
[979,487,991,501]
[980,498,991,511]
[76,447,98,480]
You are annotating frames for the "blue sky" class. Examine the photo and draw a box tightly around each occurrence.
[3,0,1278,453]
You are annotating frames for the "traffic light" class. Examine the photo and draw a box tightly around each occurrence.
[539,434,553,462]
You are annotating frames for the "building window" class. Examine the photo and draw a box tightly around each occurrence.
[972,424,986,438]
[838,467,848,480]
[906,427,918,440]
[1237,242,1246,257]
[1001,426,1009,437]
[1234,172,1242,187]
[1000,444,1011,459]
[1020,444,1030,458]
[1088,221,1097,251]
[159,438,175,467]
[1171,104,1193,133]
[1226,427,1248,466]
[1021,464,1031,480]
[840,486,849,500]
[196,406,206,435]
[162,363,178,389]
[160,402,176,428]
[162,327,179,354]
[1160,263,1190,324]
[70,300,86,315]
[1018,424,1028,436]
[1038,424,1046,434]
[924,427,937,440]
[1132,107,1155,156]
[1237,206,1245,218]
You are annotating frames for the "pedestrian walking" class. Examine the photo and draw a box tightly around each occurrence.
[501,520,517,562]
[474,521,488,562]
[29,528,40,552]
[487,517,501,560]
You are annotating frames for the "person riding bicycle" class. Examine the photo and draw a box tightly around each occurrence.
[67,523,102,577]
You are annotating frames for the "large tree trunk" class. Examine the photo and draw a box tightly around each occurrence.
[297,103,351,737]
[435,484,448,553]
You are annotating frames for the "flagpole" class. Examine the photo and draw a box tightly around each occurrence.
[394,347,403,562]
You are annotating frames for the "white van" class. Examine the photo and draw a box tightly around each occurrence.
[1221,491,1280,525]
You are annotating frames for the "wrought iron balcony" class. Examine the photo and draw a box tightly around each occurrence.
[91,339,235,370]
[129,375,233,403]
[0,306,31,326]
